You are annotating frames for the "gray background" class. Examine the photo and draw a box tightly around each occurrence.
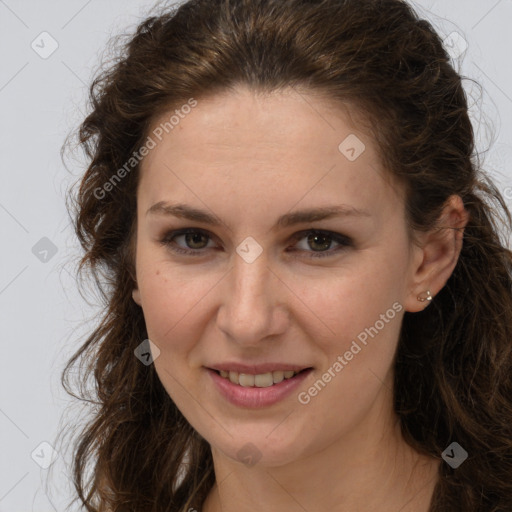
[0,0,511,510]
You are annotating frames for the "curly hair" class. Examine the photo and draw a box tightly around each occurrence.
[60,0,512,510]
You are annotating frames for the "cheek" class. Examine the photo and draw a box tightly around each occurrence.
[290,271,404,440]
[297,257,406,346]
[139,268,215,343]
[137,266,215,399]
[138,250,406,349]
[292,255,407,414]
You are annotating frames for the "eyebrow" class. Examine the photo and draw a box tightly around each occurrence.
[146,201,370,230]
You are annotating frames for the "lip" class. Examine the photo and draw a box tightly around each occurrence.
[206,367,313,408]
[207,362,311,374]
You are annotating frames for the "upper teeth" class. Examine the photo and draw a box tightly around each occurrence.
[219,370,298,387]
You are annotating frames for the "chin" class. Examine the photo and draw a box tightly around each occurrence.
[208,427,310,468]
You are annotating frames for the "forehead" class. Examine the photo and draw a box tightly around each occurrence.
[138,86,402,220]
[144,86,373,164]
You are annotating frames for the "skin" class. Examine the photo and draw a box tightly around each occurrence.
[132,86,468,511]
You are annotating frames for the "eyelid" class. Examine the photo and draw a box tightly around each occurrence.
[159,228,218,253]
[287,229,352,258]
[159,227,352,258]
[289,229,352,245]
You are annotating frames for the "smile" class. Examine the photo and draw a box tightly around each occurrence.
[208,367,314,408]
[216,369,302,387]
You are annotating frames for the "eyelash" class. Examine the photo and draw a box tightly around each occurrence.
[159,228,352,259]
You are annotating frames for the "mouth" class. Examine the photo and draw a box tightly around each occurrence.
[206,366,314,408]
[211,368,313,388]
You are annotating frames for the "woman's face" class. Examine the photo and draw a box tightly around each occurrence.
[132,86,423,467]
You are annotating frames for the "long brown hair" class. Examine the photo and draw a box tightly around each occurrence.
[60,0,512,510]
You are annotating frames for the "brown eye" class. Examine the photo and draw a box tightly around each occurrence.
[290,230,352,259]
[306,232,334,252]
[159,228,352,259]
[181,231,210,249]
[160,228,216,255]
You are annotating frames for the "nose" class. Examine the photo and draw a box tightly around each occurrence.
[216,251,289,347]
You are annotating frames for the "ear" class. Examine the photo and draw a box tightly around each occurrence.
[132,285,142,306]
[404,195,469,313]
